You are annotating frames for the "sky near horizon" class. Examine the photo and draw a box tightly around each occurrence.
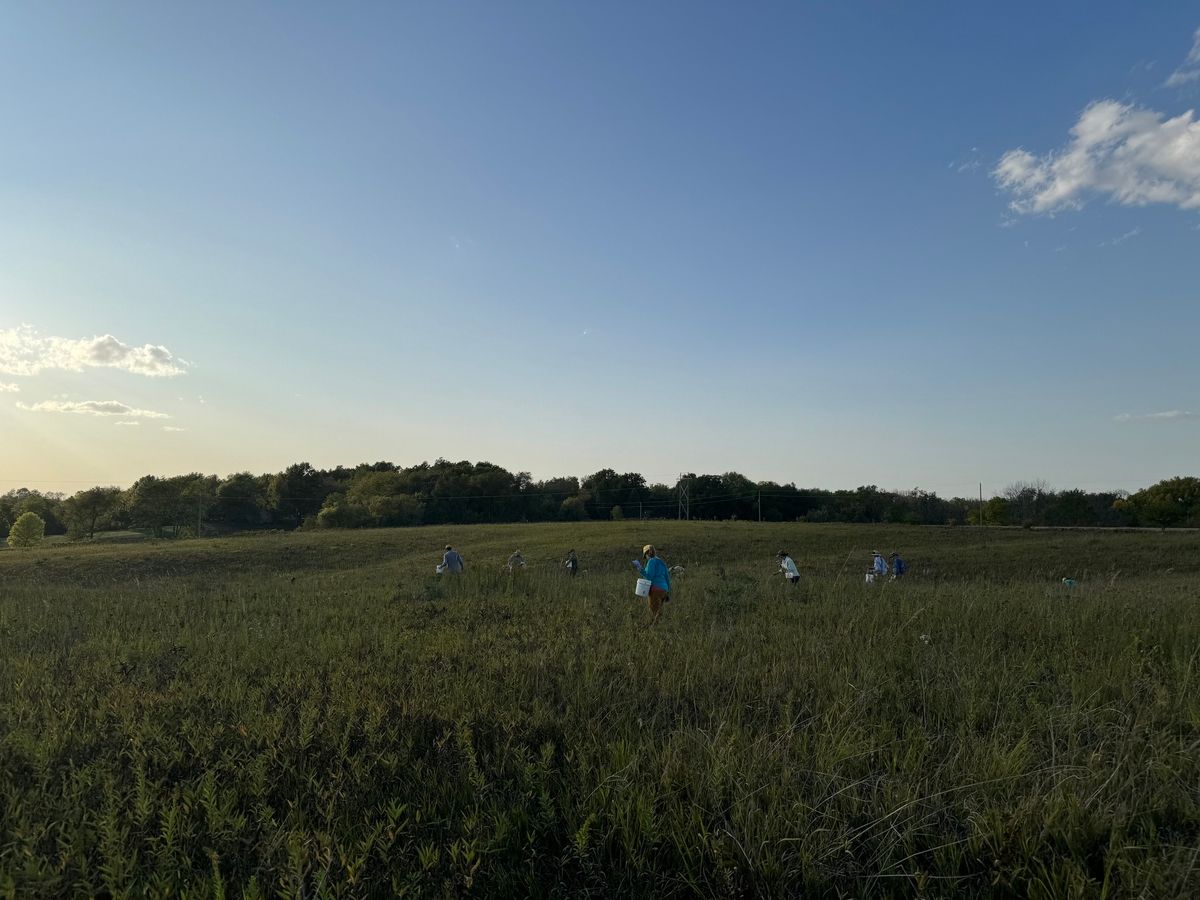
[2,2,1198,499]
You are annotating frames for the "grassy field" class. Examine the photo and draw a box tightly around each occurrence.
[1,522,1198,898]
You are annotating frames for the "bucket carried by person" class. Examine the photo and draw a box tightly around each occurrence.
[635,578,652,597]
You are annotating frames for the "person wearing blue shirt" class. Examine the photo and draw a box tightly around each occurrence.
[871,551,888,579]
[633,544,671,623]
[890,553,907,579]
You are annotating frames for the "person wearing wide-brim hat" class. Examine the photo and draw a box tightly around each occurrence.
[776,550,801,585]
[632,544,671,624]
[870,550,888,579]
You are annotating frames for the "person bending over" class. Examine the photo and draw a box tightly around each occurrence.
[777,551,801,585]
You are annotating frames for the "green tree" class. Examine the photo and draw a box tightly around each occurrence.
[583,469,648,519]
[124,476,184,537]
[560,496,588,521]
[179,473,219,536]
[6,511,45,549]
[1121,476,1200,527]
[366,493,424,526]
[1003,480,1052,526]
[210,473,270,527]
[269,463,328,528]
[983,497,1012,526]
[63,486,122,539]
[345,471,426,526]
[1043,489,1098,526]
[3,489,66,536]
[316,494,373,529]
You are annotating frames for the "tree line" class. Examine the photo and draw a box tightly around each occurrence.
[1,462,1198,543]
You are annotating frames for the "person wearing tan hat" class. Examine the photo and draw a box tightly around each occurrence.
[632,544,671,623]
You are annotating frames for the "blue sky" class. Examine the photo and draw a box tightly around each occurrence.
[2,1,1198,498]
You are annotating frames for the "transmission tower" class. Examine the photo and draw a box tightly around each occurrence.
[677,475,691,521]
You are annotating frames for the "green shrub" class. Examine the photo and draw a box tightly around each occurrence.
[5,511,45,549]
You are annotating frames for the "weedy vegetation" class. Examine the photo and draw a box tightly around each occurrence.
[1,522,1198,897]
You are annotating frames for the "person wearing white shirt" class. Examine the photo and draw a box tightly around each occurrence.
[777,551,801,585]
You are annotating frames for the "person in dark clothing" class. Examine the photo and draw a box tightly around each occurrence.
[564,549,579,577]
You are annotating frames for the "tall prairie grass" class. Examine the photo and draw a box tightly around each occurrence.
[1,522,1197,897]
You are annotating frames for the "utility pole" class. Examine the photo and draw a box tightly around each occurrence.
[978,482,984,527]
[197,496,203,539]
[677,475,691,521]
[758,489,762,522]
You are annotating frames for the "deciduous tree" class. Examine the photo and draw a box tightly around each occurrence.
[6,511,45,549]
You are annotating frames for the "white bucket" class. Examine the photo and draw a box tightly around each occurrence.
[635,578,652,597]
[864,572,876,584]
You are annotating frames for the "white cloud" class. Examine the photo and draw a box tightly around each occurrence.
[17,399,170,418]
[1099,226,1142,247]
[1165,27,1200,88]
[994,100,1200,214]
[162,425,187,432]
[114,420,141,426]
[950,147,983,174]
[0,326,187,377]
[1114,410,1199,423]
[0,382,18,392]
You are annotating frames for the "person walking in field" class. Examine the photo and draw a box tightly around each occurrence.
[564,549,579,577]
[777,551,801,585]
[506,549,526,572]
[632,544,671,624]
[890,552,907,580]
[439,545,465,575]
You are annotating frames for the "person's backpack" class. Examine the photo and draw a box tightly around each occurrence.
[895,558,907,576]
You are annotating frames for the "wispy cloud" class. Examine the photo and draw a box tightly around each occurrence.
[0,382,18,393]
[162,425,187,432]
[17,399,170,419]
[994,100,1200,214]
[949,147,982,174]
[114,420,141,426]
[1099,226,1142,247]
[0,326,187,377]
[1114,409,1199,423]
[1165,27,1200,88]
